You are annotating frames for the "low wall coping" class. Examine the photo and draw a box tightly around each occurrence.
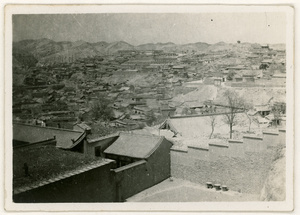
[113,160,147,173]
[279,129,286,133]
[188,145,209,151]
[228,139,243,144]
[170,111,244,119]
[243,135,263,140]
[88,133,120,144]
[13,159,115,195]
[208,143,229,148]
[263,131,279,135]
[171,147,188,153]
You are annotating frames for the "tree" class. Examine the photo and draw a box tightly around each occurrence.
[244,102,254,132]
[145,110,157,126]
[271,103,285,127]
[226,71,235,81]
[259,63,269,70]
[222,89,246,139]
[208,115,217,139]
[91,97,113,121]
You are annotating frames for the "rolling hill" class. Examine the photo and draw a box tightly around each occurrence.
[13,38,285,67]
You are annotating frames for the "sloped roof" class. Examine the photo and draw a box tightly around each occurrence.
[247,110,258,116]
[159,119,179,135]
[255,105,271,112]
[104,132,165,159]
[185,101,204,108]
[75,122,91,131]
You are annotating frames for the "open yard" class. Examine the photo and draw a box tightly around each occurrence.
[127,178,259,202]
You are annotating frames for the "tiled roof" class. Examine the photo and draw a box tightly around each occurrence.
[104,132,164,159]
[88,132,120,143]
[14,158,115,195]
[74,122,91,131]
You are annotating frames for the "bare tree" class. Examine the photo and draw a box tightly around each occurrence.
[222,90,245,139]
[91,97,113,121]
[271,105,283,128]
[245,112,253,132]
[208,115,217,139]
[244,103,254,132]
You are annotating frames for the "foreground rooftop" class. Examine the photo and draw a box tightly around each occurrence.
[13,143,105,190]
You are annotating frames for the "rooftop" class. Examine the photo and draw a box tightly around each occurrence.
[13,144,105,190]
[13,123,85,149]
[104,132,165,159]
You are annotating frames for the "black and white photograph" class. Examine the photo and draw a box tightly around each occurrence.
[3,3,295,212]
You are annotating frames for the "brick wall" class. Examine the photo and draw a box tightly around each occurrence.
[171,149,196,166]
[111,138,173,201]
[209,143,229,160]
[263,131,280,147]
[86,134,119,157]
[112,160,150,202]
[170,134,282,194]
[14,160,116,203]
[243,136,265,152]
[170,129,284,166]
[188,146,209,161]
[228,139,245,158]
[279,129,286,145]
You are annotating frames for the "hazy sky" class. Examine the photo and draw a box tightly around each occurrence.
[13,13,286,45]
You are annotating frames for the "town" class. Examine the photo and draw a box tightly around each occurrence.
[12,39,286,202]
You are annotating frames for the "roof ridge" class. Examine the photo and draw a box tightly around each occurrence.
[120,131,160,138]
[88,132,120,143]
[144,136,165,158]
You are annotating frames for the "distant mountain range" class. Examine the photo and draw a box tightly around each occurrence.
[13,38,285,67]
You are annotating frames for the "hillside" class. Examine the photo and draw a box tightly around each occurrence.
[260,146,286,201]
[38,42,100,64]
[13,38,286,68]
[104,41,135,54]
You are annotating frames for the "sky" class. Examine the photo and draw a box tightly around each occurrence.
[13,13,286,45]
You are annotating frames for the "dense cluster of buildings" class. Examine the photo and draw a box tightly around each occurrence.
[12,42,286,202]
[13,43,286,130]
